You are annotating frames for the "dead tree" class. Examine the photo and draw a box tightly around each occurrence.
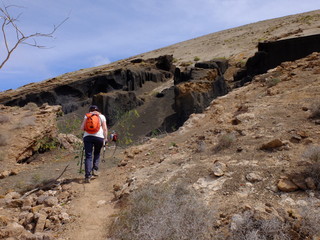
[0,3,68,69]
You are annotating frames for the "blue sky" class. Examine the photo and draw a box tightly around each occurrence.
[0,0,319,92]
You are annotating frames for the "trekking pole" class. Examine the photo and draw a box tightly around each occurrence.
[110,131,118,158]
[111,140,118,158]
[79,146,85,174]
[102,140,106,163]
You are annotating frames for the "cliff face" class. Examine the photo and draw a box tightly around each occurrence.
[0,55,231,141]
[0,56,174,113]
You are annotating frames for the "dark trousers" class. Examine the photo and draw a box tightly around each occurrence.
[83,136,104,178]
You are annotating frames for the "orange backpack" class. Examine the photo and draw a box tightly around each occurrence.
[84,113,101,134]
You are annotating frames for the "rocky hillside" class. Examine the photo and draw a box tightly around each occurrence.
[0,10,320,240]
[108,52,320,239]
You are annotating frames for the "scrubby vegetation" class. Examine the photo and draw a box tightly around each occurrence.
[230,205,320,240]
[109,183,216,240]
[57,113,83,138]
[113,109,140,145]
[212,133,236,153]
[230,211,291,240]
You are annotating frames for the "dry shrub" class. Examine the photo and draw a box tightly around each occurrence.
[109,183,216,240]
[230,211,291,240]
[231,205,320,240]
[23,102,38,111]
[302,145,320,162]
[0,115,10,124]
[309,101,320,119]
[213,133,236,153]
[297,201,320,238]
[302,145,320,188]
[0,134,9,146]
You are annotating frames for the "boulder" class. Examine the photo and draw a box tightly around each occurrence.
[0,222,25,239]
[57,134,82,150]
[5,199,24,208]
[0,170,11,179]
[305,177,317,190]
[291,176,308,190]
[277,179,299,192]
[34,213,48,233]
[212,160,227,177]
[260,139,284,150]
[5,192,21,200]
[44,196,59,207]
[246,172,263,183]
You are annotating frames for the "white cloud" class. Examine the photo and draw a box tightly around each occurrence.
[88,55,111,67]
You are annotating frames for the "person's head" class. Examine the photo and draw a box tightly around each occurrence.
[89,105,99,112]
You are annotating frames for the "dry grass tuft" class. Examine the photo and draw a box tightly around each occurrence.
[0,115,10,124]
[213,133,236,153]
[0,134,9,146]
[23,102,38,111]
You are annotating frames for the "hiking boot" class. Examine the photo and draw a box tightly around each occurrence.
[92,170,99,177]
[84,177,90,183]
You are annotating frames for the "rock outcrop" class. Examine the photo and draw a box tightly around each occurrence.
[174,59,229,125]
[0,103,62,164]
[234,33,320,87]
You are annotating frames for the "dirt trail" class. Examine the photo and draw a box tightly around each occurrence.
[60,148,124,240]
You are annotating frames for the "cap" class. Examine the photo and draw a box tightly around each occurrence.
[89,105,99,111]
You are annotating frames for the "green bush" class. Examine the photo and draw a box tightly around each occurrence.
[180,61,193,67]
[114,109,140,145]
[194,56,200,62]
[109,183,215,240]
[35,136,59,153]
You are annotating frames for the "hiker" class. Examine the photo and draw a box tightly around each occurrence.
[80,105,108,183]
[110,130,118,142]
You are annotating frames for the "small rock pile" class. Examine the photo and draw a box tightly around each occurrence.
[0,183,77,240]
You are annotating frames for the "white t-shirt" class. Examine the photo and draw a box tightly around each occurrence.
[83,113,106,139]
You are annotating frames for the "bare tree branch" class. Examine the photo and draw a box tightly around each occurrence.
[0,3,68,69]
